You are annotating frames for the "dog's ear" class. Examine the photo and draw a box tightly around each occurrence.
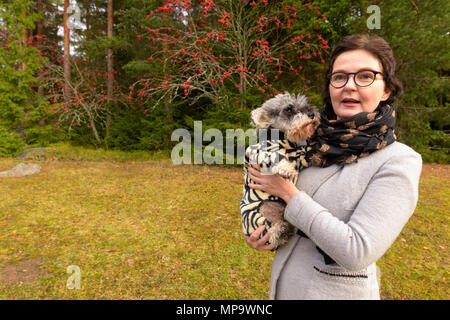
[251,108,272,128]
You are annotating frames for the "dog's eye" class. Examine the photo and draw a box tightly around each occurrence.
[284,105,294,115]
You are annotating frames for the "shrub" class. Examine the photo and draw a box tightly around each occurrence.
[0,125,25,157]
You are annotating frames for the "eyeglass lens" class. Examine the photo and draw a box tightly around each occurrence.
[331,71,376,87]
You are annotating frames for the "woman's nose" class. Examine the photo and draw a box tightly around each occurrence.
[343,74,357,89]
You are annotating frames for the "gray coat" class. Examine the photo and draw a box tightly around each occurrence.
[270,141,422,300]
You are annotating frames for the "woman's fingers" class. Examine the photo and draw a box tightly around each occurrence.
[249,163,262,175]
[249,162,260,170]
[257,229,272,247]
[245,225,276,251]
[248,165,264,187]
[248,166,260,178]
[249,225,266,241]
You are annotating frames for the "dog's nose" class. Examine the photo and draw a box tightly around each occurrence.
[308,111,315,119]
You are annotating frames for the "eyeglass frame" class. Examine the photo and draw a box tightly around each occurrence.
[328,69,384,88]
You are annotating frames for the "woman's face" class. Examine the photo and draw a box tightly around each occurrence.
[329,49,392,120]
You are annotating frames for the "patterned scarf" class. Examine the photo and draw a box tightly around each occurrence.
[307,104,397,167]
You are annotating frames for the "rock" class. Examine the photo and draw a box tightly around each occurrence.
[17,148,48,160]
[0,163,41,177]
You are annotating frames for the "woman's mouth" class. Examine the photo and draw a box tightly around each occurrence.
[342,98,360,107]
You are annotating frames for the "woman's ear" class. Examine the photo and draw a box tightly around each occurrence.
[381,87,392,101]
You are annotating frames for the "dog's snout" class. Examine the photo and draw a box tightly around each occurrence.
[308,111,315,119]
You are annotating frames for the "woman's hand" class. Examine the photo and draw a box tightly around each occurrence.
[243,225,277,251]
[247,163,300,203]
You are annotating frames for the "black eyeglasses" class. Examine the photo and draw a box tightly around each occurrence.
[329,70,384,88]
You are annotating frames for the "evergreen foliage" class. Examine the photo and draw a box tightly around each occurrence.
[0,0,447,162]
[0,124,25,156]
[0,0,44,141]
[349,0,449,162]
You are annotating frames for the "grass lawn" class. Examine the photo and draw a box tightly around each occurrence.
[0,153,448,299]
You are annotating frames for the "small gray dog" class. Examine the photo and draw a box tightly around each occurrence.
[240,93,319,248]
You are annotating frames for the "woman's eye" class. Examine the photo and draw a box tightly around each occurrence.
[358,72,374,80]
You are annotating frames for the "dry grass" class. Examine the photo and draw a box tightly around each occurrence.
[0,156,448,299]
[377,164,449,300]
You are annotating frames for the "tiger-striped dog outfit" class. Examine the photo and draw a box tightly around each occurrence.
[240,135,312,247]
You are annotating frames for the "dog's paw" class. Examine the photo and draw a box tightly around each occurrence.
[278,167,298,180]
[275,159,298,179]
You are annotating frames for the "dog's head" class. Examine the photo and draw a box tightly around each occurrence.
[251,92,320,141]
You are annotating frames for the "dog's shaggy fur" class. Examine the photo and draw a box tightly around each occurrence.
[240,93,319,248]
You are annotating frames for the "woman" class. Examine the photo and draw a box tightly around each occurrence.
[245,34,422,300]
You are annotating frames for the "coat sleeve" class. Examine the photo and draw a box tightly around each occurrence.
[284,150,422,271]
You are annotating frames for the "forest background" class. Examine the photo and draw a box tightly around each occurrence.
[0,0,448,163]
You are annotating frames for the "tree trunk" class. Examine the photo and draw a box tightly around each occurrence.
[162,13,173,122]
[63,0,71,105]
[19,9,27,73]
[37,0,44,96]
[106,0,113,139]
[16,6,28,139]
[85,2,90,41]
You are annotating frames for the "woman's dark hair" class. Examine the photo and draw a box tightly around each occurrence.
[322,34,403,116]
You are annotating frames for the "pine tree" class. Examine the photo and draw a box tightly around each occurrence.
[0,0,44,140]
[106,0,113,138]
